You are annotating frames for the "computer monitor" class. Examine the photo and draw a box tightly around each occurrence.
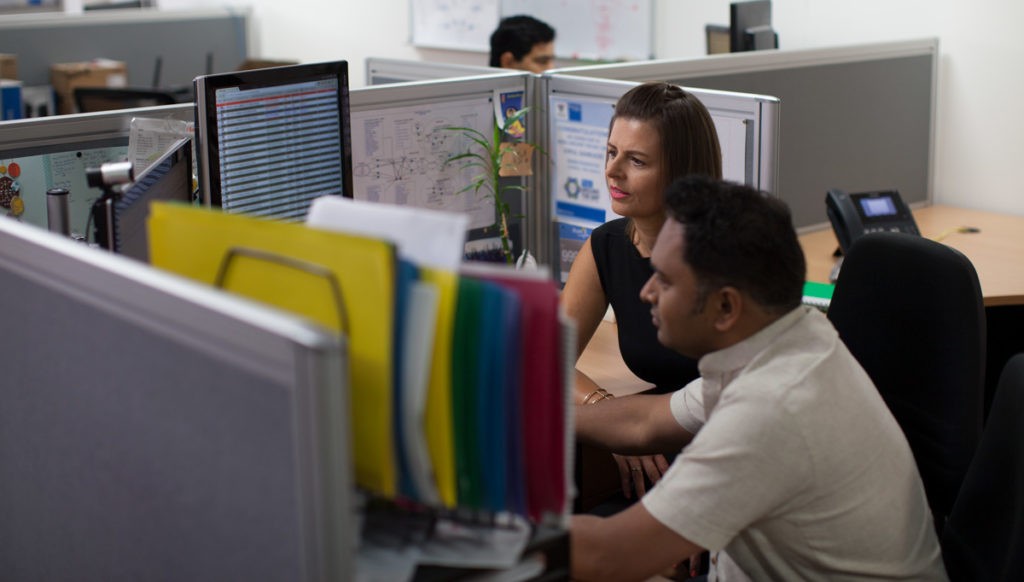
[94,137,194,261]
[194,61,353,221]
[730,0,778,52]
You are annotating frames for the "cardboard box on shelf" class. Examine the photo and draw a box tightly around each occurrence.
[0,54,16,80]
[50,59,127,114]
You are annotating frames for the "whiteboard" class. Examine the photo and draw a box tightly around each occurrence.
[501,0,653,61]
[410,0,654,61]
[410,0,500,52]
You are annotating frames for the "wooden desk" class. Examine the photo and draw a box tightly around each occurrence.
[582,205,1024,387]
[800,205,1024,307]
[575,318,653,397]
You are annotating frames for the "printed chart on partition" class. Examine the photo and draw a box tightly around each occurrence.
[351,97,496,230]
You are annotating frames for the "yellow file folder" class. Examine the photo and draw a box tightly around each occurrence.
[419,268,458,507]
[148,203,398,496]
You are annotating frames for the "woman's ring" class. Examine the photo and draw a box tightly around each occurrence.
[630,467,641,473]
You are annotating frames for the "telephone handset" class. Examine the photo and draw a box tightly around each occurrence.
[825,189,920,255]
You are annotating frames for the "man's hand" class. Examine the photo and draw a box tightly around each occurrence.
[613,452,670,498]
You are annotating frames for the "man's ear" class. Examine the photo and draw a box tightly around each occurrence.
[499,51,518,69]
[712,286,744,332]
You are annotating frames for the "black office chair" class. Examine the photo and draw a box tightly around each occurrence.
[827,232,985,531]
[73,87,179,113]
[941,353,1024,581]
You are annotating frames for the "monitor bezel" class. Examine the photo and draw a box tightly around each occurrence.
[105,137,194,260]
[193,60,354,216]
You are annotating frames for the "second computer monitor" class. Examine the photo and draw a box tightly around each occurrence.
[194,61,353,221]
[96,137,194,262]
[730,1,778,52]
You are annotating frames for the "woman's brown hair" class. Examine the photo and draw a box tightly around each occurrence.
[611,81,723,184]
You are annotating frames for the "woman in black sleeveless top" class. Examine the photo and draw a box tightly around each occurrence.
[562,81,722,498]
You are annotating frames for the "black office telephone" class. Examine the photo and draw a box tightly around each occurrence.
[825,188,921,255]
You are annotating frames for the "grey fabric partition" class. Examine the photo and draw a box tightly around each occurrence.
[0,8,249,88]
[0,218,353,581]
[553,39,938,230]
[365,57,496,85]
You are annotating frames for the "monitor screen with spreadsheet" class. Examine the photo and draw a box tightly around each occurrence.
[194,61,353,221]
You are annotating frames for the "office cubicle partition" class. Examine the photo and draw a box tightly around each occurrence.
[0,102,193,152]
[0,66,781,276]
[541,74,779,281]
[0,8,250,88]
[0,103,193,237]
[349,72,537,261]
[0,218,353,581]
[365,57,497,86]
[553,38,938,230]
[352,70,779,273]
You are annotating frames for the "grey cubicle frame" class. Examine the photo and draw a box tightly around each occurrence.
[365,57,497,86]
[0,218,353,581]
[552,38,939,231]
[537,74,780,272]
[0,102,193,152]
[0,8,250,88]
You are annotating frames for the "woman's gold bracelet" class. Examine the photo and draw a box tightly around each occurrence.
[582,388,614,405]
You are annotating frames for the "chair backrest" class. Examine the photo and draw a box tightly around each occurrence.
[73,87,179,113]
[827,232,985,527]
[942,353,1024,581]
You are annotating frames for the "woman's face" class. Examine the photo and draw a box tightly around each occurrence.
[605,117,668,220]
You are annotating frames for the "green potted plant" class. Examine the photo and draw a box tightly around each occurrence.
[444,107,536,266]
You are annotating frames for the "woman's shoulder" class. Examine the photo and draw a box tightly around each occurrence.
[590,218,632,271]
[591,217,628,240]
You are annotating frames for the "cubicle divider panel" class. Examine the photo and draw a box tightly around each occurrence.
[553,38,938,230]
[365,57,498,86]
[0,219,352,581]
[0,8,249,88]
[0,104,194,236]
[544,74,779,282]
[349,73,533,262]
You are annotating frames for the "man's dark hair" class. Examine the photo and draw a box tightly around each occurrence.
[489,15,556,67]
[664,175,806,313]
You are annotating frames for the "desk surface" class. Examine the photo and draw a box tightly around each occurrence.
[800,205,1024,307]
[575,318,653,397]
[579,204,1024,390]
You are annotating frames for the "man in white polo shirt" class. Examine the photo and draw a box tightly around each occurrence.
[571,176,946,581]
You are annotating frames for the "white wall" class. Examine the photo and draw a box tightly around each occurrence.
[237,0,1024,216]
